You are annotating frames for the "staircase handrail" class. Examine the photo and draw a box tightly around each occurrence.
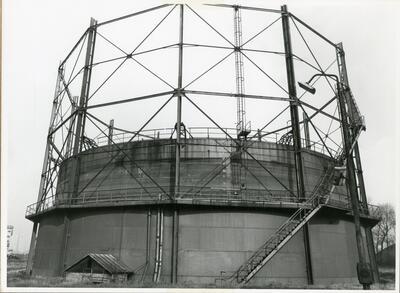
[231,164,336,282]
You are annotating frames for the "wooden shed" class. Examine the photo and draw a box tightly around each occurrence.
[64,253,133,283]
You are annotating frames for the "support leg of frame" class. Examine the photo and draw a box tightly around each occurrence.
[25,222,39,275]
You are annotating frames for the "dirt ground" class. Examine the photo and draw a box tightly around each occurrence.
[6,255,396,289]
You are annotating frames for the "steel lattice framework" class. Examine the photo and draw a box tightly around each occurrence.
[35,4,349,206]
[26,4,376,284]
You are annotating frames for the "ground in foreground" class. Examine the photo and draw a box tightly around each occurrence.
[7,255,395,290]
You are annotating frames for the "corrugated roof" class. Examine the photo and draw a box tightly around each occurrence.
[89,254,132,274]
[65,253,132,274]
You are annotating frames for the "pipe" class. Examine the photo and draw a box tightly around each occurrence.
[153,207,160,282]
[141,209,151,282]
[157,209,164,283]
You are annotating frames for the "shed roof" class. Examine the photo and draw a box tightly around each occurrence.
[65,253,132,274]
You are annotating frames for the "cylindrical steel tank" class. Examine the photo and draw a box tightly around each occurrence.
[25,3,380,287]
[28,138,376,285]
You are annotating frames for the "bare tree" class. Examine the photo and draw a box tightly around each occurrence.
[372,203,396,252]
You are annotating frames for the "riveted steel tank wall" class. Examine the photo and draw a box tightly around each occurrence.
[55,138,347,202]
[32,206,371,285]
[31,138,366,285]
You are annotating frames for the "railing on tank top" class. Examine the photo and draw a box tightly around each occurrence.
[93,126,341,158]
[26,187,296,216]
[26,185,380,219]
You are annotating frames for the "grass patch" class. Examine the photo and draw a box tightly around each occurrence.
[7,256,396,289]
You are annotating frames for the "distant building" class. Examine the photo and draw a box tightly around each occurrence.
[7,225,14,255]
[376,244,395,268]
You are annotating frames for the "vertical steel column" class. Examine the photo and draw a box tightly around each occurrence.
[175,6,184,196]
[172,4,184,284]
[65,96,78,157]
[26,65,63,275]
[57,18,96,277]
[336,43,378,283]
[337,84,370,289]
[25,222,38,275]
[354,142,379,283]
[281,5,306,201]
[69,18,97,199]
[72,18,97,156]
[281,5,313,285]
[303,112,311,149]
[59,214,71,274]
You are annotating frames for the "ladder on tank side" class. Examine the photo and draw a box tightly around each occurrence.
[233,165,337,285]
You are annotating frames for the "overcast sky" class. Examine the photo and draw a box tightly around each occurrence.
[2,0,399,255]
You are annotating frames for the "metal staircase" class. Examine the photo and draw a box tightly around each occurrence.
[233,164,337,284]
[227,46,367,287]
[344,88,365,130]
[333,86,365,166]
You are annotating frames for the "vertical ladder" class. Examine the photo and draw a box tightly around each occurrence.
[234,6,249,139]
[233,6,249,194]
[233,165,337,284]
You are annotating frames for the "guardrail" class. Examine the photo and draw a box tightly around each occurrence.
[25,187,296,217]
[93,126,341,158]
[96,127,277,145]
[326,197,381,218]
[26,186,379,219]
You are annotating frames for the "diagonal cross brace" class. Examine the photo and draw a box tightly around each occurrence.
[184,93,297,198]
